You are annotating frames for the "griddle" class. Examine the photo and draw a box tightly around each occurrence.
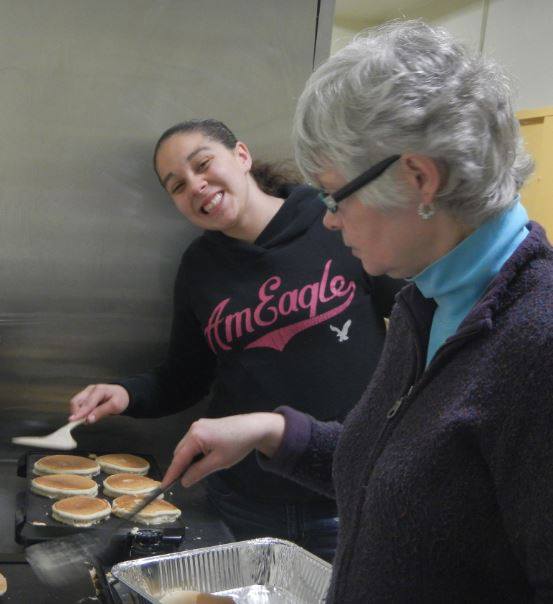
[2,411,235,602]
[15,449,186,546]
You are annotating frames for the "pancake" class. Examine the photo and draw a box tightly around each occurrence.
[0,571,6,596]
[103,473,161,498]
[33,454,100,477]
[112,495,181,525]
[96,453,150,475]
[51,496,111,527]
[31,473,98,499]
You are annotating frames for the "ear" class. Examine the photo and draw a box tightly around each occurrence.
[400,154,442,204]
[234,141,253,173]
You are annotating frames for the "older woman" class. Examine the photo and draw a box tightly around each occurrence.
[162,21,553,602]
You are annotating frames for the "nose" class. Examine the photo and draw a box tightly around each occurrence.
[323,209,341,231]
[189,173,208,198]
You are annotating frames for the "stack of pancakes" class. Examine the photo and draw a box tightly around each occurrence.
[31,452,181,527]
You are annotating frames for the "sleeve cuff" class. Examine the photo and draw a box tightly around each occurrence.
[257,405,312,475]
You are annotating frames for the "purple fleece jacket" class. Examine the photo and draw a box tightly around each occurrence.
[259,222,553,603]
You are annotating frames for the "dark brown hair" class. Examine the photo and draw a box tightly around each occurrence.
[153,119,302,197]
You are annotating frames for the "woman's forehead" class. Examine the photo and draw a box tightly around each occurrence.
[165,130,213,150]
[158,132,223,166]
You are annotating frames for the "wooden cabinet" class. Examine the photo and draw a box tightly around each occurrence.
[517,106,553,238]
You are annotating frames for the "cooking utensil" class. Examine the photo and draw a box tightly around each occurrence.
[11,419,85,450]
[26,466,190,588]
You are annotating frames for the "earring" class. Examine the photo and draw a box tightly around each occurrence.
[417,202,435,220]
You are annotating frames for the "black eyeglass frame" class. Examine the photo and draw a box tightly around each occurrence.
[318,154,401,213]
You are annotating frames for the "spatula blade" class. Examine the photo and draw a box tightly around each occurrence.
[11,436,77,450]
[11,419,84,450]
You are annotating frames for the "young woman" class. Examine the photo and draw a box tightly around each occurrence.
[69,119,401,561]
[160,22,553,602]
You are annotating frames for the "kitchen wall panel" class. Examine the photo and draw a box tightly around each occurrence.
[0,0,331,410]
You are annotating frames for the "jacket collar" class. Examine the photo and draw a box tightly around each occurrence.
[397,220,549,338]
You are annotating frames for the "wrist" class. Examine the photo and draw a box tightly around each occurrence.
[255,412,286,458]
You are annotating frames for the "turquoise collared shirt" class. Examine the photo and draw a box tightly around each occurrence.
[412,198,529,367]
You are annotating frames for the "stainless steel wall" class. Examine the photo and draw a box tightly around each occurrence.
[0,0,333,411]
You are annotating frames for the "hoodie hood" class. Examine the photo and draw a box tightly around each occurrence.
[203,185,323,254]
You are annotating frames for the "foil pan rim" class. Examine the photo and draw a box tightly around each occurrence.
[112,537,332,603]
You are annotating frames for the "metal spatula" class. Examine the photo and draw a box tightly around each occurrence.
[11,419,85,450]
[26,467,190,588]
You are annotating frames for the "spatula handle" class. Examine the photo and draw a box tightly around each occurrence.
[117,453,203,524]
[67,419,86,430]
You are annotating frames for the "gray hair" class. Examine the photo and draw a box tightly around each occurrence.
[293,20,534,227]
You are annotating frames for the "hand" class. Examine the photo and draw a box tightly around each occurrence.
[68,384,130,424]
[161,412,286,489]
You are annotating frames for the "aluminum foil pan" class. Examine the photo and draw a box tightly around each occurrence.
[111,537,332,603]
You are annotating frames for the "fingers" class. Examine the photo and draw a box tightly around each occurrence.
[173,433,188,456]
[163,447,224,490]
[163,420,227,489]
[179,453,223,488]
[69,385,103,421]
[68,384,129,423]
[164,414,278,491]
[69,385,96,418]
[172,418,211,457]
[162,437,203,488]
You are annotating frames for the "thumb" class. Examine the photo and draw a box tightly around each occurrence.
[179,452,223,488]
[162,443,203,488]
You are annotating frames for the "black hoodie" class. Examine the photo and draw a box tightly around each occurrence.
[120,185,401,502]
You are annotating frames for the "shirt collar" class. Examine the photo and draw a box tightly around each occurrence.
[412,197,529,306]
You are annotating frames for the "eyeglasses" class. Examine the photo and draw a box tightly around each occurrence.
[318,154,401,213]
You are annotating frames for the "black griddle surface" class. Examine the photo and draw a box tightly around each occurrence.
[16,450,185,545]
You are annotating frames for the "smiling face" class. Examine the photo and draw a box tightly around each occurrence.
[318,157,472,278]
[155,131,253,233]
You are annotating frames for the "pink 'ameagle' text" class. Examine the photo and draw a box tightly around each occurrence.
[204,259,356,353]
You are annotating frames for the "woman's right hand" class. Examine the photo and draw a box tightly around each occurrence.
[161,412,286,489]
[68,384,130,424]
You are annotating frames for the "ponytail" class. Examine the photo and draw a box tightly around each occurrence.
[250,160,303,198]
